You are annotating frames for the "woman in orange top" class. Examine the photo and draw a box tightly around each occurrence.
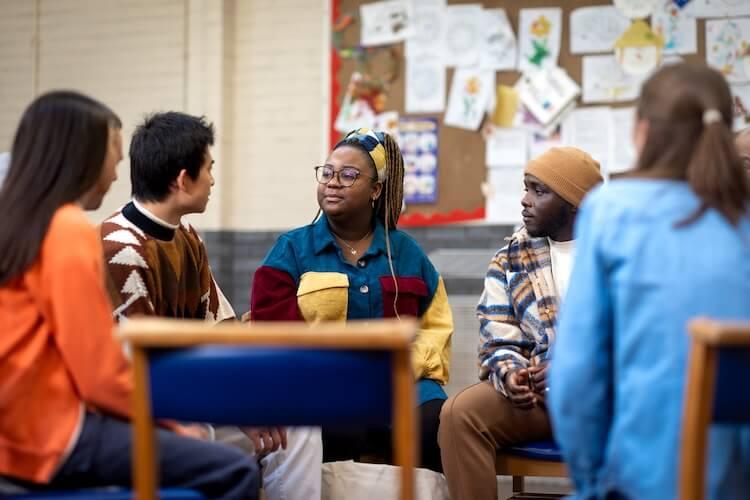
[0,91,259,499]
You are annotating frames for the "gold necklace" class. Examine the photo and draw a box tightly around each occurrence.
[333,229,371,256]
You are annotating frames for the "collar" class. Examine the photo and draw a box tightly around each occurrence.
[312,215,388,257]
[123,201,176,241]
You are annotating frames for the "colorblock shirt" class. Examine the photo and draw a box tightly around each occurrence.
[101,201,234,322]
[0,205,132,483]
[477,227,559,396]
[250,216,453,401]
[549,180,750,499]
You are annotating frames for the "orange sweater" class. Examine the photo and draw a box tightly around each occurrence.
[0,204,133,483]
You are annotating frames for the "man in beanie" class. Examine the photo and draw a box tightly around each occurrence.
[438,147,603,500]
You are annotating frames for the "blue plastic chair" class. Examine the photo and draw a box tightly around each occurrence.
[120,317,419,500]
[496,439,567,495]
[680,318,750,500]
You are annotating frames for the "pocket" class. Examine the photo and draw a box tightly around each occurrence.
[379,276,428,318]
[297,272,349,323]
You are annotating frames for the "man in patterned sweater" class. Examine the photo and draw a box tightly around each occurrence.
[438,148,603,500]
[101,112,233,322]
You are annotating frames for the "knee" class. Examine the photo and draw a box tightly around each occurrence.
[439,386,487,442]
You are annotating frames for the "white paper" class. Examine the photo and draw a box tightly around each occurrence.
[609,107,637,174]
[706,18,750,84]
[360,0,413,47]
[614,0,658,18]
[732,84,750,132]
[582,54,646,103]
[689,0,750,18]
[405,0,445,58]
[442,4,483,67]
[479,9,517,70]
[562,107,612,175]
[517,67,581,126]
[518,8,562,73]
[405,56,446,113]
[375,111,399,136]
[651,0,697,55]
[570,6,631,54]
[484,166,524,224]
[529,126,562,160]
[444,68,494,131]
[486,128,528,167]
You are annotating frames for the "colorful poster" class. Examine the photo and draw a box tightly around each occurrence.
[444,68,495,131]
[569,6,631,54]
[651,0,697,55]
[518,8,562,73]
[399,118,439,204]
[706,18,750,84]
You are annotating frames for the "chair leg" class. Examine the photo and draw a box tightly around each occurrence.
[393,349,416,500]
[512,475,525,493]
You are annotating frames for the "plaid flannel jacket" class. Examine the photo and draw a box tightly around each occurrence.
[477,227,559,396]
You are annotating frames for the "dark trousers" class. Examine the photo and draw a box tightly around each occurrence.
[322,398,445,473]
[7,412,260,500]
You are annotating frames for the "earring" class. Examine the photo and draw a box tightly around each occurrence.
[371,198,376,208]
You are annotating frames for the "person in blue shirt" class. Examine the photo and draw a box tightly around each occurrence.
[250,128,453,476]
[549,63,750,499]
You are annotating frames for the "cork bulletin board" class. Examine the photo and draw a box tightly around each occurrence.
[330,0,710,226]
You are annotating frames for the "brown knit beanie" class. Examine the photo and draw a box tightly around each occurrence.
[524,147,603,207]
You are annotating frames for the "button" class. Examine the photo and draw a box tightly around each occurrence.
[359,285,369,294]
[357,259,366,268]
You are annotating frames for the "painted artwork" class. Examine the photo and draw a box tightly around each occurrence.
[360,0,413,47]
[444,68,494,131]
[479,9,517,70]
[399,118,439,204]
[569,6,631,54]
[651,0,697,55]
[706,18,750,84]
[442,4,483,67]
[518,8,562,73]
[582,55,647,103]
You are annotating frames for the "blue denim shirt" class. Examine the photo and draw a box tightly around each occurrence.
[549,179,750,499]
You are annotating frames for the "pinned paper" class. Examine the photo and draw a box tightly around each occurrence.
[335,73,377,133]
[689,0,750,17]
[399,117,439,204]
[582,54,646,103]
[706,18,750,84]
[614,0,658,18]
[570,6,631,54]
[492,85,520,127]
[614,20,665,76]
[405,0,445,59]
[405,56,446,113]
[360,0,413,47]
[375,111,399,137]
[518,8,562,72]
[517,67,580,127]
[609,107,638,174]
[444,68,495,130]
[651,0,697,55]
[480,9,517,70]
[443,4,483,68]
[562,106,612,175]
[486,128,528,167]
[484,166,525,224]
[732,85,750,131]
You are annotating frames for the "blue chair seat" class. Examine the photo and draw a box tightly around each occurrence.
[4,488,204,499]
[505,440,562,461]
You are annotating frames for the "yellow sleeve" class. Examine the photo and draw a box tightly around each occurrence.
[412,276,453,384]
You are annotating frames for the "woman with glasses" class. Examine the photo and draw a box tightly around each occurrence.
[250,128,453,475]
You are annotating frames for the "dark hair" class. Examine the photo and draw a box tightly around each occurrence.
[129,111,214,202]
[634,63,748,225]
[0,90,120,285]
[333,132,404,229]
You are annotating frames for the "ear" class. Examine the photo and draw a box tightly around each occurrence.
[175,169,191,193]
[371,181,383,201]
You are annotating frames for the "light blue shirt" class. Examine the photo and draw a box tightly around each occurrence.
[549,179,750,499]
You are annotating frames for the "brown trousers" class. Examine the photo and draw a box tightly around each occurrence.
[438,381,551,500]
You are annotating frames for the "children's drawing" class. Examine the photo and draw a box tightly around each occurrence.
[651,0,697,55]
[519,8,562,73]
[614,0,658,18]
[706,18,750,84]
[690,0,750,17]
[614,20,664,76]
[732,84,750,131]
[442,4,483,67]
[582,55,647,103]
[405,56,446,113]
[570,6,631,54]
[405,0,444,59]
[360,0,413,47]
[335,72,377,133]
[480,9,517,70]
[444,69,494,131]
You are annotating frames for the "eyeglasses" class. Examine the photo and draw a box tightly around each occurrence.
[314,166,376,187]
